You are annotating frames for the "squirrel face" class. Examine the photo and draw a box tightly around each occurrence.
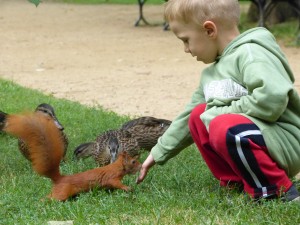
[120,152,141,175]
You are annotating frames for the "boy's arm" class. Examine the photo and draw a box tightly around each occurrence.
[136,84,205,184]
[150,85,205,165]
[136,85,205,184]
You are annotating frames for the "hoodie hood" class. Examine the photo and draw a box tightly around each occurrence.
[221,27,295,82]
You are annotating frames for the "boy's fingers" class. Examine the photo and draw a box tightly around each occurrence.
[136,153,155,184]
[136,167,148,184]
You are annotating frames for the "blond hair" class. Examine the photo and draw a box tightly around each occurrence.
[164,0,240,27]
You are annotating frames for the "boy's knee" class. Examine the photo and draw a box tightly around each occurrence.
[209,115,231,150]
[189,104,206,126]
[209,114,253,149]
[210,114,252,132]
[210,114,232,132]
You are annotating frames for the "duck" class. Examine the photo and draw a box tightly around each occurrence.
[74,116,171,166]
[18,103,69,161]
[120,116,171,151]
[74,129,140,166]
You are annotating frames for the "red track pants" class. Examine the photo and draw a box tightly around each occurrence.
[188,104,292,199]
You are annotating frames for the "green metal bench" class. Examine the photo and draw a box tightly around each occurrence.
[134,0,169,30]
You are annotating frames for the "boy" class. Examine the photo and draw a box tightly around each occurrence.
[136,0,300,202]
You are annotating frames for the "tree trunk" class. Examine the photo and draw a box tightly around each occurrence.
[247,1,298,26]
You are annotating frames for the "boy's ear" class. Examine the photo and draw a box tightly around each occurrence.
[203,21,217,38]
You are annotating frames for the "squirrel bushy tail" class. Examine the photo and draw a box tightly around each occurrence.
[3,112,64,182]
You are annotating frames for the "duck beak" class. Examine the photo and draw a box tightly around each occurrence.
[54,120,64,130]
[110,152,117,164]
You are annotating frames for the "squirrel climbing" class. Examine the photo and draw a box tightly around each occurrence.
[2,112,141,201]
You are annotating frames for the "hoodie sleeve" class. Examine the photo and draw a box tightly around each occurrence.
[151,85,205,165]
[200,55,294,130]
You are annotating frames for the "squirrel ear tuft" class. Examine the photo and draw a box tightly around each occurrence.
[0,111,8,130]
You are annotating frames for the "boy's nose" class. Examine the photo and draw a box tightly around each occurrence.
[184,46,190,53]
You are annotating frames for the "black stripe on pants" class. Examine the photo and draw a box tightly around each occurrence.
[226,123,277,198]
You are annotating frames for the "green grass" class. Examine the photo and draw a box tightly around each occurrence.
[1,80,300,224]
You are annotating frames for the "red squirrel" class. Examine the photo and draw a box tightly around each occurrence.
[3,112,141,201]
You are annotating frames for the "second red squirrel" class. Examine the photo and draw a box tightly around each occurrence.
[3,112,141,201]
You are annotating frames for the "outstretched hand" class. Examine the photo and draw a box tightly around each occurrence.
[136,153,155,184]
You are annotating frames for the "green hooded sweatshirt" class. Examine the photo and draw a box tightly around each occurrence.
[151,27,300,177]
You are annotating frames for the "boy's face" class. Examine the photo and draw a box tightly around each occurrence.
[169,20,218,64]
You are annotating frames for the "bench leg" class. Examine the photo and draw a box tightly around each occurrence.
[296,16,300,44]
[251,0,266,27]
[287,0,300,43]
[163,22,169,30]
[135,0,150,26]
